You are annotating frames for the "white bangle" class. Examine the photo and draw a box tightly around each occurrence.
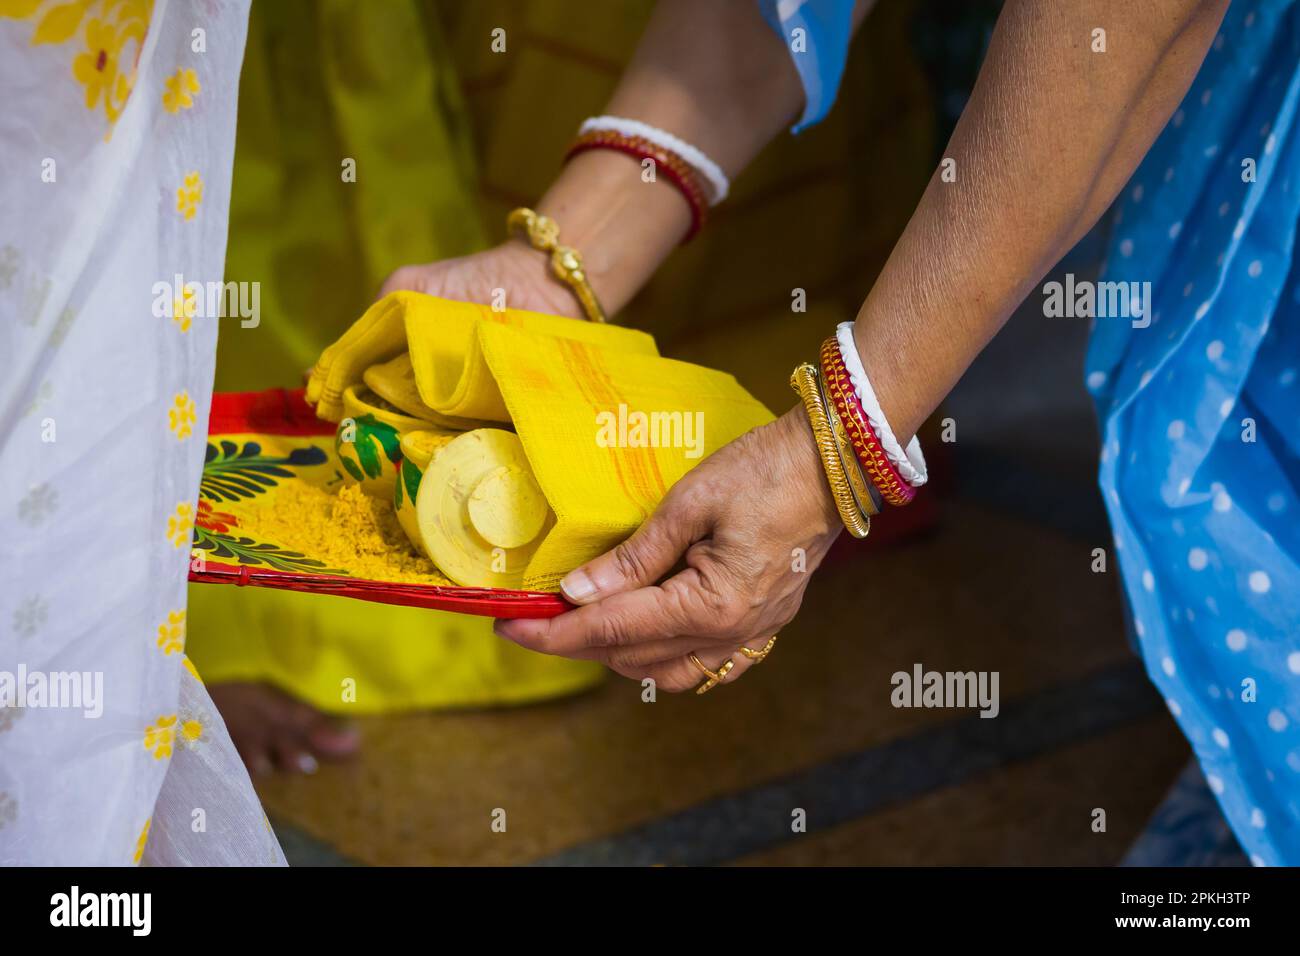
[835,322,928,487]
[577,115,730,205]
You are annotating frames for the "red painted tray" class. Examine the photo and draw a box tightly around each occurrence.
[187,389,570,619]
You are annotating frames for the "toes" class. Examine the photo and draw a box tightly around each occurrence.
[277,695,326,733]
[305,720,361,761]
[271,739,320,775]
[235,740,274,779]
[275,693,360,761]
[250,752,275,778]
[292,752,320,775]
[211,682,359,772]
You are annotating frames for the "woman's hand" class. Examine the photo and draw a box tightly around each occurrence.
[494,407,842,692]
[378,240,581,317]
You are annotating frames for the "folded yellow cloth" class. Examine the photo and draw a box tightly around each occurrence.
[306,292,774,590]
[306,291,657,423]
[480,323,773,589]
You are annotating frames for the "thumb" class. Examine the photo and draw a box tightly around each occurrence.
[560,492,711,605]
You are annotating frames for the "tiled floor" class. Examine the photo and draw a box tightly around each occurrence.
[256,500,1190,866]
[734,716,1188,867]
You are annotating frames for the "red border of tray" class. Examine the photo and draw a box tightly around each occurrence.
[189,388,572,619]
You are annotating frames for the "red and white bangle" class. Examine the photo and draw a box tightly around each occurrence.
[565,130,711,240]
[820,342,916,507]
[577,116,730,204]
[833,322,928,487]
[818,332,926,509]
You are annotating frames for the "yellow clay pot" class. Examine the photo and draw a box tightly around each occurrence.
[416,428,552,589]
[393,428,456,555]
[335,383,431,498]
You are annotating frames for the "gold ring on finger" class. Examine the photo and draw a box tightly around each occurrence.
[738,634,779,663]
[689,654,735,695]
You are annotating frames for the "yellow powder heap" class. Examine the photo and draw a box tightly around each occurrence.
[239,480,453,586]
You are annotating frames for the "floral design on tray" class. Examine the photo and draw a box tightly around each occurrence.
[192,438,345,574]
[200,439,329,502]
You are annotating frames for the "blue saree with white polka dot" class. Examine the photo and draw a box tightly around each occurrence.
[1088,1,1300,865]
[772,0,1300,863]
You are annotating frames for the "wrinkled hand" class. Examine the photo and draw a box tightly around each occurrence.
[494,408,842,692]
[379,241,579,317]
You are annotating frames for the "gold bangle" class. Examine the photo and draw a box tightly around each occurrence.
[815,362,881,517]
[506,207,608,323]
[790,363,871,539]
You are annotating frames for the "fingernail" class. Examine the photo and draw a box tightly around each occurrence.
[296,754,319,775]
[560,569,596,602]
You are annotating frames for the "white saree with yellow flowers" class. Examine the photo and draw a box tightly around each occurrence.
[0,0,283,864]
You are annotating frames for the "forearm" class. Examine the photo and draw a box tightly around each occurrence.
[533,0,869,313]
[854,0,1228,442]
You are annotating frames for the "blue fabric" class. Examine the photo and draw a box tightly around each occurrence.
[775,0,1300,864]
[1089,1,1300,866]
[757,0,856,133]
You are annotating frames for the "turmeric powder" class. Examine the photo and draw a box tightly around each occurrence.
[237,479,454,586]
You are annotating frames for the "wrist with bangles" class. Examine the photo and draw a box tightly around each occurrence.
[507,116,730,322]
[505,207,608,323]
[691,327,920,696]
[792,322,928,537]
[566,115,730,241]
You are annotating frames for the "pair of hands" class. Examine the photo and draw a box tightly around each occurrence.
[382,245,842,693]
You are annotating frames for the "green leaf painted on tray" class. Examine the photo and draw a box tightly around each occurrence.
[200,440,329,503]
[192,525,347,575]
[340,456,365,483]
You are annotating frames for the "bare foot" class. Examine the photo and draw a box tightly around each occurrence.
[208,682,361,777]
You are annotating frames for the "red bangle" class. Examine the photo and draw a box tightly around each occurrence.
[565,131,709,242]
[818,336,917,507]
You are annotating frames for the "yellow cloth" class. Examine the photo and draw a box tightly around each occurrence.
[307,292,774,590]
[308,291,658,422]
[482,322,773,589]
